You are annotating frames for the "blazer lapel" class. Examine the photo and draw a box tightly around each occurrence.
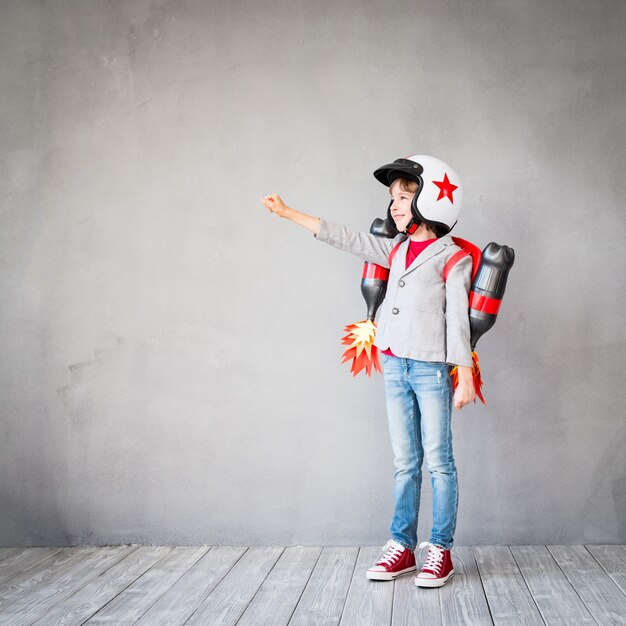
[399,235,452,278]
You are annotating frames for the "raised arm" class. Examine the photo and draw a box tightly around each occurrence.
[260,193,320,235]
[261,192,404,267]
[313,218,403,268]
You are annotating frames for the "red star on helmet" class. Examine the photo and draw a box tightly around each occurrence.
[433,173,458,203]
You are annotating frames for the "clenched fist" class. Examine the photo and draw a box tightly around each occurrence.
[453,366,476,409]
[260,193,290,218]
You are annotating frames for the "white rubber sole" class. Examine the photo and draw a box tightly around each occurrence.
[414,570,455,587]
[366,565,417,581]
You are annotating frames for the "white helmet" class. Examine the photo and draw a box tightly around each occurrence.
[373,154,463,235]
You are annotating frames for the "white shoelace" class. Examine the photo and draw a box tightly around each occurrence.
[377,539,405,566]
[419,541,445,572]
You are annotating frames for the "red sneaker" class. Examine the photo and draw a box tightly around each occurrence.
[366,539,416,581]
[414,541,455,587]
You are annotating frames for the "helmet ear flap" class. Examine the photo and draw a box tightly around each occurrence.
[410,191,424,227]
[411,191,448,237]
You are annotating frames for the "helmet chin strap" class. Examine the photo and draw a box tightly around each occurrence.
[402,218,419,236]
[387,199,421,236]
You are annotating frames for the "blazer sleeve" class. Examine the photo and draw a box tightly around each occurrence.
[444,254,473,368]
[313,217,404,268]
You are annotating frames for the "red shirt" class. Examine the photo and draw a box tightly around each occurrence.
[381,237,438,357]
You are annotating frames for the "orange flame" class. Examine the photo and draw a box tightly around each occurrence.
[340,320,382,377]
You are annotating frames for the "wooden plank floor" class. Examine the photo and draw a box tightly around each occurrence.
[0,545,623,625]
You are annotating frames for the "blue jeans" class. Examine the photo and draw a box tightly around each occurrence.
[380,353,458,551]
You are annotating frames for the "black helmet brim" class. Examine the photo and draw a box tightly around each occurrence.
[373,158,424,187]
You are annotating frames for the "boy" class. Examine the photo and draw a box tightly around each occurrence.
[261,154,475,588]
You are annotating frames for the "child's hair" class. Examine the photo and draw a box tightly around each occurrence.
[392,177,445,237]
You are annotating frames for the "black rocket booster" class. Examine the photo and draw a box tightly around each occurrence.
[361,218,398,321]
[468,243,515,350]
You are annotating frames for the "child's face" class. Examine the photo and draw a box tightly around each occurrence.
[389,179,416,232]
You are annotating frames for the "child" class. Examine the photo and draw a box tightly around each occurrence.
[260,154,476,588]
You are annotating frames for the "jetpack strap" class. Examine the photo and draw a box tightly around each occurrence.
[387,242,403,268]
[388,236,481,284]
[450,236,482,282]
[442,250,470,282]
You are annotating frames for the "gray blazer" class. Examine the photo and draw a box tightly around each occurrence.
[314,218,473,367]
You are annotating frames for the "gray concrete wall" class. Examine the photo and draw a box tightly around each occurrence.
[1,0,624,547]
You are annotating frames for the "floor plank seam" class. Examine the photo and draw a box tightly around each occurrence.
[233,546,287,626]
[545,545,602,626]
[583,544,626,600]
[284,546,324,626]
[44,545,141,625]
[471,547,495,626]
[508,546,548,626]
[183,547,250,626]
[81,547,173,624]
[564,545,605,626]
[337,546,361,626]
[136,546,211,625]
